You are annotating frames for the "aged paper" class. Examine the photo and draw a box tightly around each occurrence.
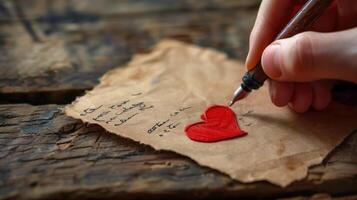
[65,40,357,187]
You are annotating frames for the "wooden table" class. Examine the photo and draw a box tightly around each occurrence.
[0,1,356,199]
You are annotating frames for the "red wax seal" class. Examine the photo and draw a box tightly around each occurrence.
[185,105,247,142]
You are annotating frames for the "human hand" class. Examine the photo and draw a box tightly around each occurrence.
[246,0,357,113]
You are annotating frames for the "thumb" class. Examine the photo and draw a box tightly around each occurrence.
[261,28,357,83]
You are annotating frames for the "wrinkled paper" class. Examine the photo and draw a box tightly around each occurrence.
[65,40,357,187]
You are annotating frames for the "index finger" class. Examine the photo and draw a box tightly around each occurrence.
[246,0,302,70]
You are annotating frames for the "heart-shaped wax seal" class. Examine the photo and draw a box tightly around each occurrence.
[185,105,247,142]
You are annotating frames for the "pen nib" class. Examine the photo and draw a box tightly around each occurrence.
[228,86,249,107]
[228,100,234,107]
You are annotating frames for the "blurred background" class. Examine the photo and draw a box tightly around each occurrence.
[0,0,260,104]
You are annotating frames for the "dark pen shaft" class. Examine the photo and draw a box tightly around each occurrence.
[229,0,334,106]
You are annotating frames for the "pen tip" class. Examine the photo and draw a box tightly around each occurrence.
[228,100,234,107]
[229,86,250,107]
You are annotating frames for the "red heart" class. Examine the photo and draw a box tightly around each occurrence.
[185,105,247,142]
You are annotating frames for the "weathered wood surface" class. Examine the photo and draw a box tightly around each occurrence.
[1,0,357,199]
[0,0,258,104]
[279,194,357,200]
[0,104,356,200]
[0,0,261,20]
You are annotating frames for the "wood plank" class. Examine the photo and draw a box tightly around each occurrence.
[0,0,261,21]
[279,194,357,200]
[0,8,257,104]
[0,104,356,199]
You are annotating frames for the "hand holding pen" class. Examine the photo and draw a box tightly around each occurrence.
[230,0,357,113]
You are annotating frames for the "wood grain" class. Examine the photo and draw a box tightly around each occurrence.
[0,0,261,21]
[0,1,258,105]
[0,104,356,199]
[0,0,356,199]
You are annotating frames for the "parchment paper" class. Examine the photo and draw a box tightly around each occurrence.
[65,40,357,187]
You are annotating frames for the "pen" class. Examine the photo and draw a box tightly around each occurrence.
[229,0,334,106]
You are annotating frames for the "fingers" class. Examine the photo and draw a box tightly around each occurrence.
[247,0,356,113]
[269,81,332,113]
[335,0,357,29]
[310,2,338,32]
[246,0,340,70]
[290,83,313,113]
[269,80,294,107]
[246,0,296,70]
[246,0,357,71]
[261,28,357,83]
[311,81,332,110]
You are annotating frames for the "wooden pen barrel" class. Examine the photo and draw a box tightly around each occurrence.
[276,0,335,40]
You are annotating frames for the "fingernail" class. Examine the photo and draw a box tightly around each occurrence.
[268,80,276,102]
[262,44,282,78]
[245,52,254,70]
